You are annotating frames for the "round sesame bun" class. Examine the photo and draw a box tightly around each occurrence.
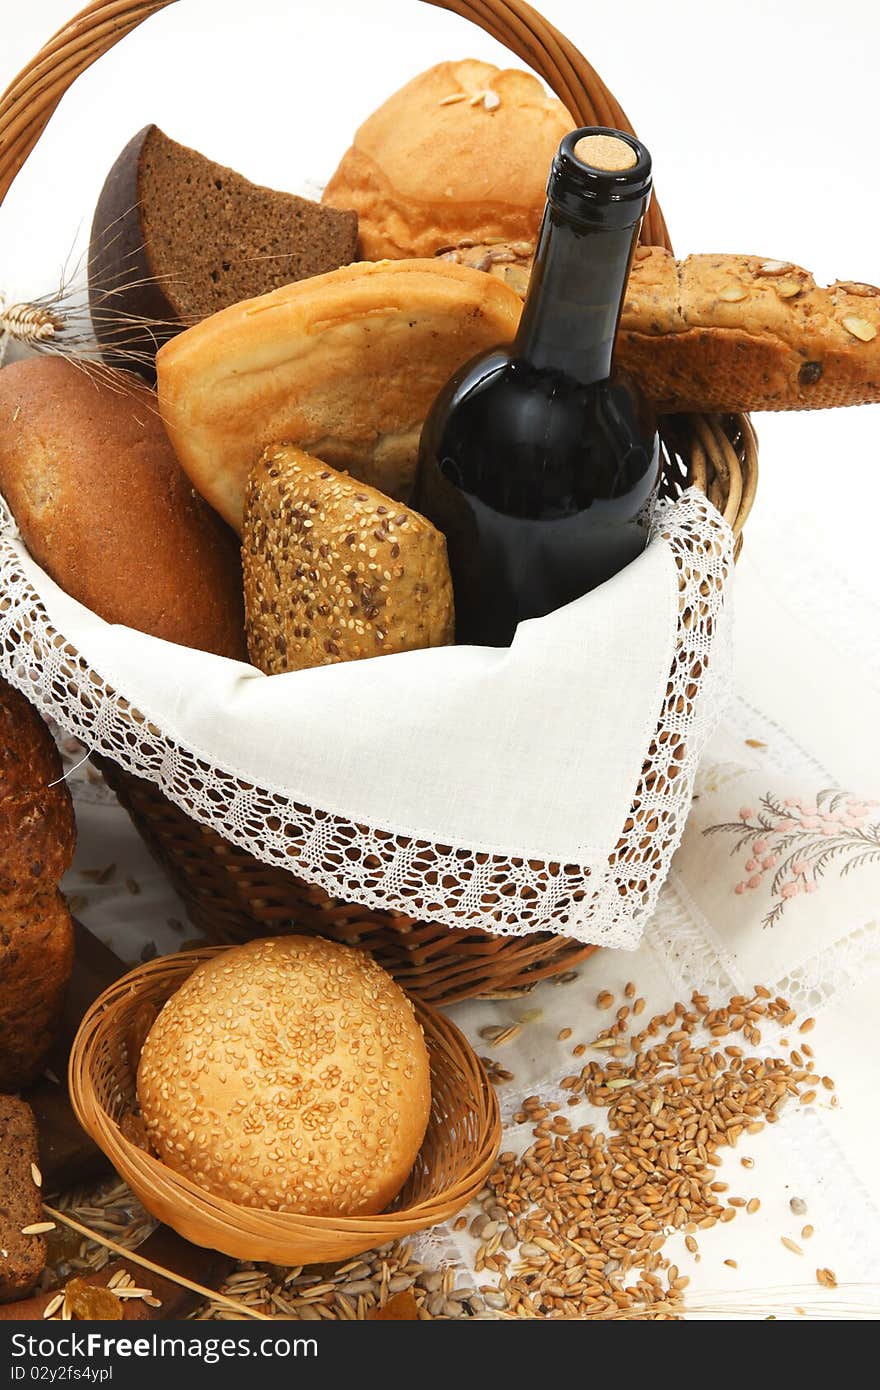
[136,937,431,1216]
[322,60,573,261]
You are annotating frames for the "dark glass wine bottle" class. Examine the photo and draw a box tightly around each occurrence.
[413,127,661,647]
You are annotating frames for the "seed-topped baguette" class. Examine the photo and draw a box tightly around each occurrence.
[442,241,880,412]
[243,446,454,674]
[620,247,880,412]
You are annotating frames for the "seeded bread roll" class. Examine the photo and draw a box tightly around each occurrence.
[322,60,573,261]
[89,125,358,378]
[137,936,431,1216]
[0,1096,45,1302]
[157,259,522,532]
[244,446,454,673]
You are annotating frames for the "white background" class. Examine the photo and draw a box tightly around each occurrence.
[1,0,879,784]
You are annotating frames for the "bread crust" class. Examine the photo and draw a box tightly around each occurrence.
[157,258,522,532]
[323,60,572,260]
[0,357,246,658]
[88,126,180,378]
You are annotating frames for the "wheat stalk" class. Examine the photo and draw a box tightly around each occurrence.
[42,1204,272,1322]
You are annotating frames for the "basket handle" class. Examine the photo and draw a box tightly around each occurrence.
[0,0,672,249]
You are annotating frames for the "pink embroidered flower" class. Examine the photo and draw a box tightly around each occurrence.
[706,784,880,928]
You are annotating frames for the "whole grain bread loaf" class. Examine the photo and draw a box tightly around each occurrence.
[89,125,358,377]
[0,1096,46,1302]
[0,357,246,660]
[0,679,76,1092]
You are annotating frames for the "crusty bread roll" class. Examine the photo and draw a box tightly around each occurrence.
[244,446,454,673]
[0,358,246,658]
[137,936,431,1216]
[322,60,573,260]
[0,679,75,1093]
[619,248,880,411]
[156,259,522,532]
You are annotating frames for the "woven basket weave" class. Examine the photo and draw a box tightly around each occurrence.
[0,0,758,1004]
[69,946,501,1263]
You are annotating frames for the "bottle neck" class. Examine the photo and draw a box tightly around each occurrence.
[514,204,640,385]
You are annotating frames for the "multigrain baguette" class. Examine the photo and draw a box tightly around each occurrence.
[620,247,880,411]
[441,241,880,411]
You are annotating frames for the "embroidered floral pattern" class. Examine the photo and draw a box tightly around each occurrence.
[704,790,880,927]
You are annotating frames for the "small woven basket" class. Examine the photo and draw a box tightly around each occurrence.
[69,945,501,1263]
[0,0,758,1004]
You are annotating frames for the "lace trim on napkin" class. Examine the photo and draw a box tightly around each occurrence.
[0,489,732,946]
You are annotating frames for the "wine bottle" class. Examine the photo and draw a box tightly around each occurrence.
[413,127,661,647]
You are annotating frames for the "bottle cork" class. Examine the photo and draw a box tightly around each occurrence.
[573,133,637,173]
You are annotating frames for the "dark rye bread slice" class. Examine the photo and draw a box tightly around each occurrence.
[0,1096,45,1303]
[89,125,358,379]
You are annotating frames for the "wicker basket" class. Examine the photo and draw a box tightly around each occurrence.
[69,945,501,1262]
[0,1,758,1005]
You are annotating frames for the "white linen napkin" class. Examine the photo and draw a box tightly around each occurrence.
[0,487,733,945]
